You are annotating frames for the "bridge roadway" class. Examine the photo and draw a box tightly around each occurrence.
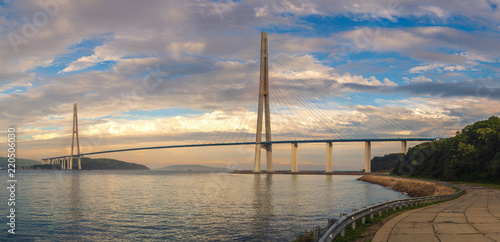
[44,138,435,159]
[43,138,436,171]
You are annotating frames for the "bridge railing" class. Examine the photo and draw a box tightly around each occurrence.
[313,183,464,242]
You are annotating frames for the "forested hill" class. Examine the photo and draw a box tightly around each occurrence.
[371,153,404,172]
[392,116,500,183]
[32,157,149,170]
[0,157,40,168]
[80,158,150,170]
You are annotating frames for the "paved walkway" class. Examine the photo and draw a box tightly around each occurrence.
[373,184,500,242]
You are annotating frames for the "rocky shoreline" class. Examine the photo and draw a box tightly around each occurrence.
[358,175,456,197]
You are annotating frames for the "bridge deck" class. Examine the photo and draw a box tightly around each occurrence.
[44,138,437,159]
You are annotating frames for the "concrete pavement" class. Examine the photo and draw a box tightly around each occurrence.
[373,184,500,242]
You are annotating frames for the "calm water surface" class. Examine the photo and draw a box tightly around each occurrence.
[1,170,408,241]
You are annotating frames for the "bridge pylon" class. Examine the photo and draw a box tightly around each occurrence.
[254,32,273,172]
[70,103,81,169]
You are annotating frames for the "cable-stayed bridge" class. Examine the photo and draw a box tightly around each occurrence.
[42,32,437,172]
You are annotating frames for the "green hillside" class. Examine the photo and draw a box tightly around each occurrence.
[0,157,41,168]
[80,158,149,170]
[31,157,149,170]
[392,116,500,183]
[371,153,404,172]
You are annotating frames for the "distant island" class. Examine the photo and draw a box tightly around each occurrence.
[392,116,500,183]
[26,157,149,170]
[157,164,232,173]
[0,157,41,169]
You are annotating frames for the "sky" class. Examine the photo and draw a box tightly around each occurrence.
[1,0,500,170]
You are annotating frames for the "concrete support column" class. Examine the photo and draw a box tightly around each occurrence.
[266,145,273,172]
[401,141,407,154]
[62,158,65,169]
[291,143,298,172]
[365,141,371,173]
[326,142,333,172]
[254,145,261,172]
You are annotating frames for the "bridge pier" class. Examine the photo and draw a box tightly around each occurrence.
[254,145,261,172]
[326,142,333,172]
[266,145,273,172]
[365,141,371,173]
[401,141,407,154]
[291,143,298,172]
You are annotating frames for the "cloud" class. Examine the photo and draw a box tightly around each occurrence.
[418,6,448,18]
[403,75,433,83]
[339,26,500,73]
[60,44,125,73]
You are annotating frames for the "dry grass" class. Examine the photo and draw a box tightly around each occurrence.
[358,175,456,197]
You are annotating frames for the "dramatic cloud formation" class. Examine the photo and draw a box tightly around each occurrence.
[1,0,499,170]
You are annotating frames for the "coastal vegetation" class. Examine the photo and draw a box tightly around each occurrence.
[392,116,500,183]
[370,153,403,172]
[78,158,149,170]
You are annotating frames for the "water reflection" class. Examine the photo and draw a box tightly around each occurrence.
[251,174,274,240]
[65,172,83,238]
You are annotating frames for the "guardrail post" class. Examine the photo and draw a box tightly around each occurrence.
[313,226,320,241]
[328,218,335,227]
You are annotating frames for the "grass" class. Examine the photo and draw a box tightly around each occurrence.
[453,181,500,190]
[294,190,466,242]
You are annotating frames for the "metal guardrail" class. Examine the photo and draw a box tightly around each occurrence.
[315,184,464,242]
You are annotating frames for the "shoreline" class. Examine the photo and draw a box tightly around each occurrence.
[231,170,374,175]
[357,175,456,197]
